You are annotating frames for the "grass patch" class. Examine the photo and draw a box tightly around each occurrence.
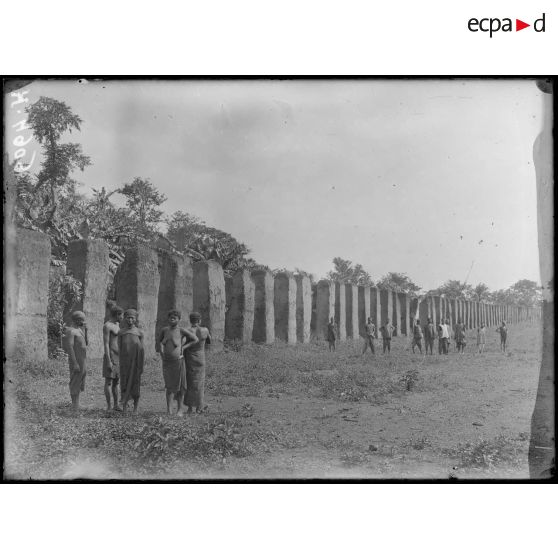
[449,435,524,469]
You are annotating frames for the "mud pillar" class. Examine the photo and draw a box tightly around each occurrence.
[295,274,312,344]
[316,280,335,340]
[398,292,410,336]
[370,287,381,336]
[345,284,359,339]
[380,289,393,328]
[115,245,160,358]
[335,282,347,341]
[274,272,297,344]
[7,228,50,361]
[67,239,110,358]
[529,80,554,479]
[433,296,442,325]
[452,299,458,327]
[393,291,402,336]
[358,286,371,337]
[251,270,275,344]
[225,269,255,343]
[418,297,429,328]
[192,260,226,351]
[410,297,419,321]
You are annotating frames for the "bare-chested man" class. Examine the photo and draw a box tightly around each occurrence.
[158,309,198,416]
[63,310,88,413]
[362,317,376,355]
[103,305,123,411]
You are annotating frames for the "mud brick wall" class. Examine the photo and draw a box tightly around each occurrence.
[315,280,335,340]
[252,270,275,344]
[225,269,255,343]
[66,239,111,358]
[8,228,51,361]
[115,245,160,358]
[155,251,193,351]
[335,282,347,341]
[193,260,226,351]
[295,274,312,344]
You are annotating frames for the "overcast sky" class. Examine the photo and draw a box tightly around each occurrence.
[6,79,546,291]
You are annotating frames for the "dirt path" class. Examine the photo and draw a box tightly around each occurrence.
[5,323,542,479]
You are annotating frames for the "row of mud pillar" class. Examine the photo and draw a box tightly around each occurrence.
[7,229,542,361]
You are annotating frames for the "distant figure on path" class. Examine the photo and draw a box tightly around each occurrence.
[424,317,436,355]
[496,320,508,352]
[438,319,450,355]
[63,310,88,414]
[411,319,423,354]
[118,309,144,414]
[380,319,394,354]
[362,317,376,355]
[327,317,337,352]
[454,318,466,354]
[102,305,123,411]
[477,323,487,354]
[184,312,212,414]
[158,309,198,416]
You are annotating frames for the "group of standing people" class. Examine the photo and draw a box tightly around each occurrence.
[410,318,508,355]
[325,315,509,356]
[63,306,211,415]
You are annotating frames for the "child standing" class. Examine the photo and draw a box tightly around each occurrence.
[477,323,487,354]
[118,309,144,414]
[454,318,466,354]
[63,310,88,413]
[327,317,337,352]
[362,317,376,355]
[496,320,508,352]
[380,319,394,354]
[158,309,198,416]
[411,319,423,354]
[424,318,436,355]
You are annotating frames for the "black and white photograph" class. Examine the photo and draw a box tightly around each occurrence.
[3,78,554,481]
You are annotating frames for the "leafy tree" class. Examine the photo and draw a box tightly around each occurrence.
[16,96,92,258]
[166,210,255,275]
[377,272,421,295]
[428,279,473,300]
[326,257,373,286]
[488,289,514,305]
[473,282,490,301]
[507,279,542,306]
[120,177,167,238]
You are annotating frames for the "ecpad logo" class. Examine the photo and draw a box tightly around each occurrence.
[468,13,546,37]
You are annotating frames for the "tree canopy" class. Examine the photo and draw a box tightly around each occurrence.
[326,257,373,286]
[166,211,257,275]
[377,272,421,295]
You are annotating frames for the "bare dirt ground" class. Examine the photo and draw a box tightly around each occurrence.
[4,322,542,480]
